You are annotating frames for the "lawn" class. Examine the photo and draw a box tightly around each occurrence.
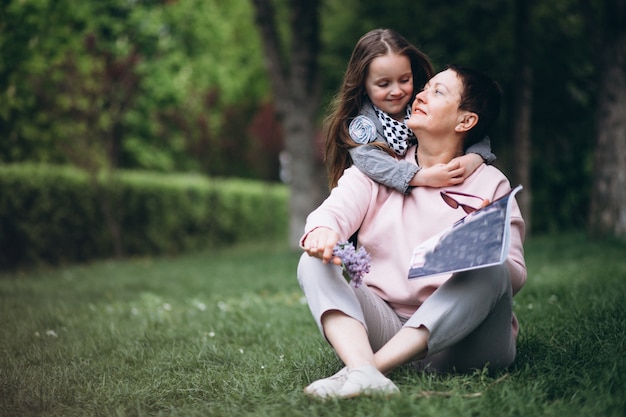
[0,234,624,416]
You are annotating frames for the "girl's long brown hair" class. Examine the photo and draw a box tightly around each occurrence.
[323,29,434,189]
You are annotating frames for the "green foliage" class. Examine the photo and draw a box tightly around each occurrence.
[526,0,597,232]
[0,164,288,269]
[0,235,624,416]
[0,0,274,177]
[0,0,614,233]
[0,164,107,266]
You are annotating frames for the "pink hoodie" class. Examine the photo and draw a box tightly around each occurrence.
[302,149,526,335]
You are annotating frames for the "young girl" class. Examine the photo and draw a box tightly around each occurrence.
[324,29,495,193]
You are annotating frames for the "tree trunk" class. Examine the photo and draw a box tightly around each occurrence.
[510,0,533,234]
[251,0,326,247]
[588,0,626,239]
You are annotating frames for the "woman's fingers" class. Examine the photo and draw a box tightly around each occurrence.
[304,228,340,263]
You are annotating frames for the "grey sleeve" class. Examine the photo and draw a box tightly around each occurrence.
[349,145,419,194]
[466,136,496,164]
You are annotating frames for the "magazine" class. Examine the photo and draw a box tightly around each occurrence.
[408,185,523,279]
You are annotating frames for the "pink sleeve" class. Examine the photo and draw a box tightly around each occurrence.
[507,215,527,296]
[492,179,527,296]
[300,167,374,243]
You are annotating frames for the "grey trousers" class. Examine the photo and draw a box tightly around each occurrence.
[297,253,516,373]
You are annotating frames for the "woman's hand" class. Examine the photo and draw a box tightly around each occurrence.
[302,227,342,265]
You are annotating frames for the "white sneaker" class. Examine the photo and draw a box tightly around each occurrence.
[303,367,349,398]
[337,365,399,398]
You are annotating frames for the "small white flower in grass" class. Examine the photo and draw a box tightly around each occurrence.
[46,330,58,338]
[130,307,139,315]
[208,331,215,338]
[527,303,534,310]
[162,303,172,311]
[239,348,244,354]
[195,301,207,311]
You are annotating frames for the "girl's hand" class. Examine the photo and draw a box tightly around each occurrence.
[410,153,484,188]
[450,153,483,182]
[302,227,342,265]
[410,160,465,187]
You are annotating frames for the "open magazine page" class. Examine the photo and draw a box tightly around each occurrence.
[408,185,523,279]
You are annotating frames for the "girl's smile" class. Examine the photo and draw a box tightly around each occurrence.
[364,54,413,121]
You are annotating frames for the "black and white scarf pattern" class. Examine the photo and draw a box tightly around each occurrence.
[373,105,416,156]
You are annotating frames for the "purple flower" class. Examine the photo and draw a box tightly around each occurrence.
[332,241,371,288]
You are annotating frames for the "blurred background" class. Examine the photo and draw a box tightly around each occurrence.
[1,0,625,263]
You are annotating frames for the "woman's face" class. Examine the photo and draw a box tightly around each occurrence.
[364,54,413,121]
[407,69,464,135]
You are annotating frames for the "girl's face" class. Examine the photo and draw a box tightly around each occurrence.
[407,69,464,135]
[364,54,413,121]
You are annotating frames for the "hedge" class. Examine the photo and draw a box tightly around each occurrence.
[0,164,288,269]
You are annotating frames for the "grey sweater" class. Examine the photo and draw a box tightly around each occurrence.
[348,98,496,194]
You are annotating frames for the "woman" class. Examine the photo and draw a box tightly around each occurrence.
[297,65,526,399]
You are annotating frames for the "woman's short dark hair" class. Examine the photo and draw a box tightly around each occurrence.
[445,64,502,149]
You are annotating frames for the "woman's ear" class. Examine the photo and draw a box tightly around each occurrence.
[455,112,478,133]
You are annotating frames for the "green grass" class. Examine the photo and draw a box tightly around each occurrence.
[1,235,624,416]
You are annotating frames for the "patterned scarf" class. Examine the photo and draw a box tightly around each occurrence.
[373,105,416,156]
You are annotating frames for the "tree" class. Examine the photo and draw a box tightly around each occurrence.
[250,0,327,247]
[588,0,626,239]
[510,0,534,232]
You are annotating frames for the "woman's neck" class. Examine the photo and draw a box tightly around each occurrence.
[415,137,464,168]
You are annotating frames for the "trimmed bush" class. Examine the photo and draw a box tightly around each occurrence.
[0,164,288,269]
